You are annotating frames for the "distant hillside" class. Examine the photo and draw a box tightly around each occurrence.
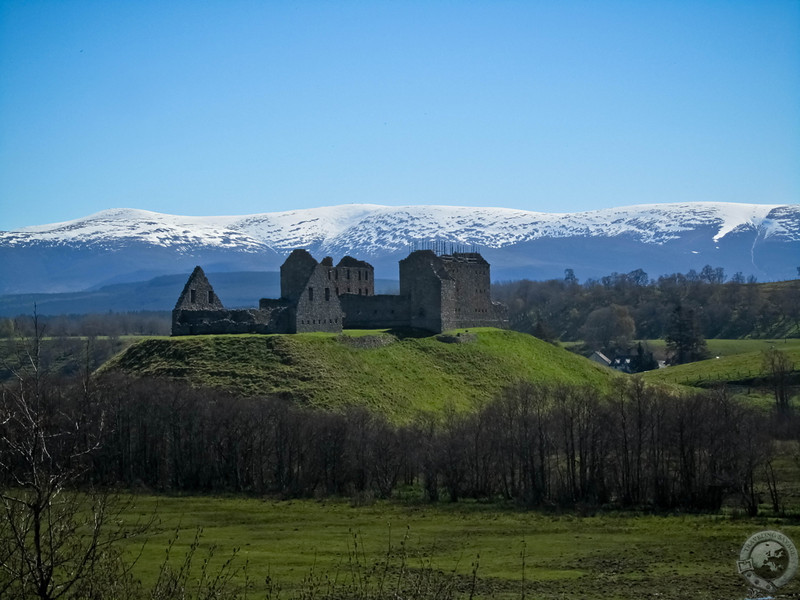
[100,328,616,420]
[3,202,798,294]
[0,272,400,317]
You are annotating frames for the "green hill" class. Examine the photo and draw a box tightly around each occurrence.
[101,328,616,420]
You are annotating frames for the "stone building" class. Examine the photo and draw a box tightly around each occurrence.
[172,249,507,336]
[341,250,506,332]
[171,265,290,335]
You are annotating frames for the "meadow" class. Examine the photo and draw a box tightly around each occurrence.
[642,339,800,389]
[120,494,800,600]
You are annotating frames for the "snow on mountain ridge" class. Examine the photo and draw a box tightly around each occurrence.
[2,203,795,253]
[5,208,265,251]
[319,203,793,253]
[708,203,780,242]
[231,205,385,250]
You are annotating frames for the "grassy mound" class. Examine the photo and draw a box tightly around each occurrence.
[101,328,615,420]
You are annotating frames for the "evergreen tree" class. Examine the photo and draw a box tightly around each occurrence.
[664,304,709,364]
[630,342,658,372]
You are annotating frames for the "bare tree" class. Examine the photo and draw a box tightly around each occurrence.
[762,347,794,414]
[0,315,147,599]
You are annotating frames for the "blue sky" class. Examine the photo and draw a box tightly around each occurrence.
[1,1,798,230]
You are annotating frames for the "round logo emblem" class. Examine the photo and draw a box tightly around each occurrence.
[738,530,798,593]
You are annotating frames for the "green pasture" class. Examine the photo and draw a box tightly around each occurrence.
[642,343,800,389]
[643,338,800,360]
[120,494,800,600]
[564,338,800,361]
[102,328,616,421]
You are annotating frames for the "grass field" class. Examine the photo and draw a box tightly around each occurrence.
[120,494,800,600]
[102,328,617,420]
[643,338,800,360]
[563,338,800,360]
[642,342,800,389]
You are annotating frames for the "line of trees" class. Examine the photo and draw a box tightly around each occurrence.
[494,267,800,355]
[9,373,773,515]
[1,335,132,383]
[0,311,171,338]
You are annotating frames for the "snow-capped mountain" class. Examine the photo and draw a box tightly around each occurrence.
[1,202,798,296]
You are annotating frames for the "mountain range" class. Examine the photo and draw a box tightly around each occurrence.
[1,203,797,309]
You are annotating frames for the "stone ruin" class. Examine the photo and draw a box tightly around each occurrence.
[172,249,508,335]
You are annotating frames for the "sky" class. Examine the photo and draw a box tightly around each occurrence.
[1,1,798,230]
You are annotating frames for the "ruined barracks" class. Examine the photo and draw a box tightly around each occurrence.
[172,249,508,336]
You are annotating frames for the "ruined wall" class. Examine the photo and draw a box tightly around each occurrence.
[281,249,318,301]
[491,301,510,327]
[340,294,411,329]
[293,263,344,333]
[439,253,496,330]
[327,256,374,297]
[398,251,443,332]
[172,306,290,336]
[438,276,460,331]
[396,250,507,332]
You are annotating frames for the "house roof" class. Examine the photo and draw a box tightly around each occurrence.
[590,351,612,365]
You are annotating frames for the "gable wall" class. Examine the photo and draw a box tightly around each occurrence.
[174,267,225,311]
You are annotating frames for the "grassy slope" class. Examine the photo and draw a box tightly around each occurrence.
[564,338,800,362]
[643,338,800,359]
[102,328,615,420]
[642,342,800,388]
